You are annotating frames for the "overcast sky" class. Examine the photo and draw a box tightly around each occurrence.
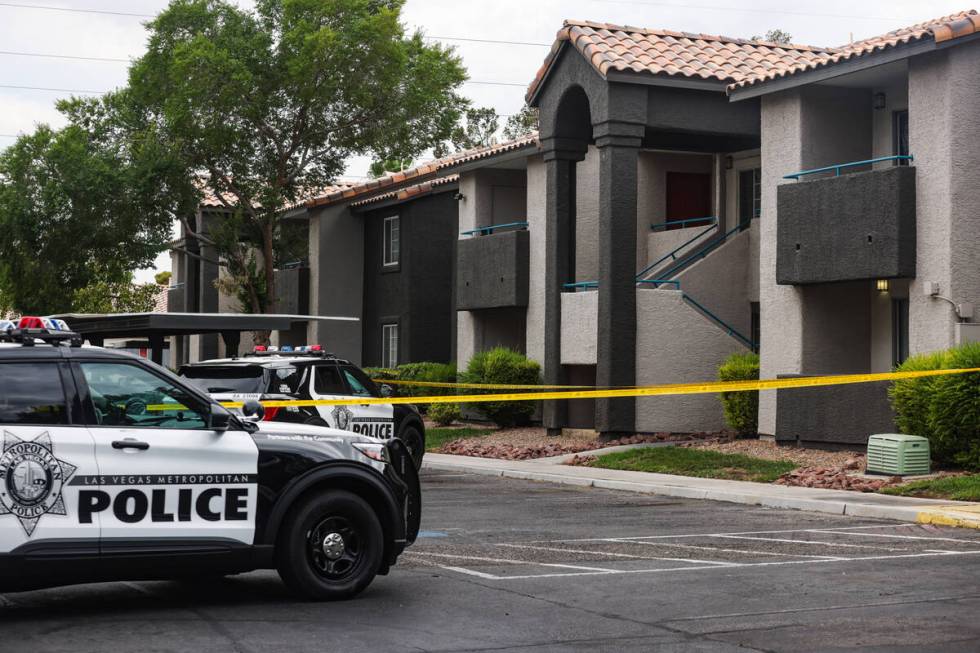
[0,0,971,282]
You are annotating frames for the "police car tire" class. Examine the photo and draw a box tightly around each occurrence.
[276,490,384,601]
[399,425,424,469]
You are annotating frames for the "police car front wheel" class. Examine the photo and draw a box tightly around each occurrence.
[276,490,383,600]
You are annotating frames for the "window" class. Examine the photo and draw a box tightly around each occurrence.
[180,365,265,394]
[81,362,208,429]
[893,110,910,164]
[341,366,380,398]
[383,216,400,266]
[268,365,304,395]
[738,168,762,221]
[382,324,399,369]
[314,365,346,395]
[892,298,910,367]
[0,363,68,425]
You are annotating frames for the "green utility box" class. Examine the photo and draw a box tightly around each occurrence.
[866,433,931,475]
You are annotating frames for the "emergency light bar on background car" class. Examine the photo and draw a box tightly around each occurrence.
[251,344,333,357]
[0,316,82,346]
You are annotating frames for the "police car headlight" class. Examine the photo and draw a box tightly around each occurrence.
[352,442,388,464]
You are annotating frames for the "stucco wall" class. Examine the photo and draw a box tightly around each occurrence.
[800,281,871,375]
[560,290,598,365]
[525,155,547,368]
[908,43,980,354]
[308,203,364,363]
[674,228,752,335]
[758,90,806,435]
[643,224,718,278]
[574,146,600,283]
[635,289,746,433]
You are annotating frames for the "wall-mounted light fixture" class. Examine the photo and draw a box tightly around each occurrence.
[873,92,887,110]
[452,191,466,201]
[876,279,889,292]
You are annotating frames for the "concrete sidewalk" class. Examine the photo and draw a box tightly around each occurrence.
[422,453,980,529]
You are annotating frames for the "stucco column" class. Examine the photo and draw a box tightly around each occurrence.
[594,123,643,438]
[541,138,586,435]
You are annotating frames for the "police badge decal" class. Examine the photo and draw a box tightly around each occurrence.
[0,431,77,536]
[331,405,354,431]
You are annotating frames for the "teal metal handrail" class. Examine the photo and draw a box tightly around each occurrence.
[650,217,715,231]
[682,293,756,350]
[563,279,680,291]
[461,221,528,236]
[783,155,913,180]
[650,220,752,286]
[637,219,718,280]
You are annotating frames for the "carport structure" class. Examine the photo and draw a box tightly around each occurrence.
[53,312,358,365]
[525,22,825,438]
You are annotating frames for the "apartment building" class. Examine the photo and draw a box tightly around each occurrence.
[196,10,980,447]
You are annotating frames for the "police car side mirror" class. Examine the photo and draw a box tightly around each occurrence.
[380,384,394,398]
[241,399,265,421]
[210,405,233,432]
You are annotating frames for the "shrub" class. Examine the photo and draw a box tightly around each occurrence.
[462,347,540,427]
[718,351,760,437]
[428,402,461,426]
[890,343,980,470]
[364,362,456,413]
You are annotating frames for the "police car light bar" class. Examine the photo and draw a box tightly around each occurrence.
[0,321,83,347]
[250,343,334,357]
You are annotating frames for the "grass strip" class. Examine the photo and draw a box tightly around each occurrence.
[587,446,796,483]
[880,474,980,501]
[426,427,494,451]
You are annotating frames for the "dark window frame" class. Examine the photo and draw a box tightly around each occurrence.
[738,167,762,221]
[892,110,910,164]
[892,298,910,368]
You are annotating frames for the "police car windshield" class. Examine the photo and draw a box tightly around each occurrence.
[180,366,266,394]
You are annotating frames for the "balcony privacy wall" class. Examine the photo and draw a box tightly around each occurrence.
[456,230,530,310]
[776,166,916,284]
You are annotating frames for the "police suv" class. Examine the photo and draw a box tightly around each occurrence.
[179,346,426,468]
[0,319,420,600]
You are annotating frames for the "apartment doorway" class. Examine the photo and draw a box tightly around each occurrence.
[665,172,712,230]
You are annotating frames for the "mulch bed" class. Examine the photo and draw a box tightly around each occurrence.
[434,429,713,461]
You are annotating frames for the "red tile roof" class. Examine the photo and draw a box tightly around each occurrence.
[526,20,834,101]
[730,10,979,91]
[350,174,460,209]
[305,132,538,209]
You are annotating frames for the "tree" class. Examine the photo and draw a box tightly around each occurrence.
[502,105,538,141]
[154,270,173,285]
[73,276,160,313]
[0,118,179,314]
[751,29,793,44]
[433,106,500,158]
[126,0,467,316]
[369,156,414,178]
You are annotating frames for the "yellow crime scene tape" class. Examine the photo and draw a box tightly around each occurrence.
[212,366,980,410]
[374,378,597,390]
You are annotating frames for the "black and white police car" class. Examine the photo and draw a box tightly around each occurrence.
[178,346,426,468]
[0,318,420,600]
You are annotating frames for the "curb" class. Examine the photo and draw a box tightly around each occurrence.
[422,456,980,529]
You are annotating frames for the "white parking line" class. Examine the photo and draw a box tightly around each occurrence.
[608,538,844,560]
[429,549,980,582]
[496,542,738,567]
[709,534,908,552]
[543,523,916,543]
[405,551,619,573]
[808,529,980,544]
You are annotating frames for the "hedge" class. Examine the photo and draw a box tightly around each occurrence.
[889,342,980,470]
[462,347,540,427]
[718,351,759,437]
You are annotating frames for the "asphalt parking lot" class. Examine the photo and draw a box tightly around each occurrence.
[4,469,980,652]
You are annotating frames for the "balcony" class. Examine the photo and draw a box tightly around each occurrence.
[457,227,529,310]
[777,158,916,285]
[274,265,310,315]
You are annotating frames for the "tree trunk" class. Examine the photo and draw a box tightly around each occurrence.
[262,219,276,314]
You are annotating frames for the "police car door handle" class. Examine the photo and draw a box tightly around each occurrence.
[112,439,150,451]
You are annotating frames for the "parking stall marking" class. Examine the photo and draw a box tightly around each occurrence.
[609,538,846,560]
[496,542,739,567]
[409,525,980,582]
